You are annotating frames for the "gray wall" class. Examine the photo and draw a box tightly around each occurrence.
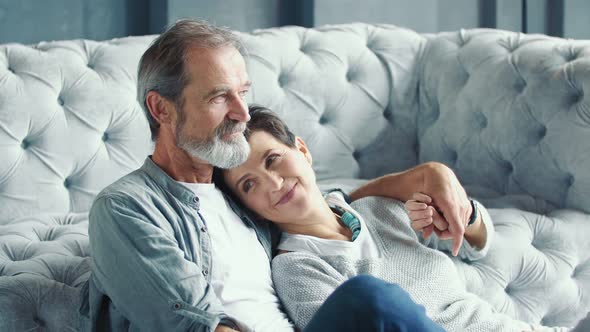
[1,0,589,44]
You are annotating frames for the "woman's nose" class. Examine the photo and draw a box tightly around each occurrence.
[264,172,283,191]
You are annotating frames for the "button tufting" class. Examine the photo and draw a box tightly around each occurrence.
[102,132,109,142]
[346,70,354,82]
[449,150,458,163]
[21,139,30,149]
[383,108,392,121]
[352,150,361,160]
[503,162,514,174]
[33,317,44,327]
[563,50,579,62]
[64,177,71,188]
[58,96,65,106]
[476,112,487,129]
[515,80,526,94]
[571,91,584,105]
[7,65,14,73]
[87,62,94,70]
[278,73,287,87]
[319,116,328,125]
[538,126,547,139]
[566,174,575,187]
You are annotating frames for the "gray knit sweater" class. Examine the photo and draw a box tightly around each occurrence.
[271,196,567,332]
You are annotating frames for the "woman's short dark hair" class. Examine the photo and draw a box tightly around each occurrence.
[244,104,296,148]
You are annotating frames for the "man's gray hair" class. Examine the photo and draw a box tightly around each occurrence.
[137,19,242,141]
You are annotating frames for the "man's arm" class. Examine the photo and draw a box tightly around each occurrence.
[90,195,237,332]
[349,162,471,256]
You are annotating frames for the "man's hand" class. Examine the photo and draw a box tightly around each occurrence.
[419,163,471,256]
[348,161,471,256]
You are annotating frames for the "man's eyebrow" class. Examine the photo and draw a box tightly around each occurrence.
[203,81,252,101]
[203,86,230,101]
[234,149,273,189]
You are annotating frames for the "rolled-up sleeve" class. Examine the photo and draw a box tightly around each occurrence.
[418,199,494,261]
[89,194,234,332]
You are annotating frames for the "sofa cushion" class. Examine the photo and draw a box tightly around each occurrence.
[0,213,90,330]
[418,29,590,214]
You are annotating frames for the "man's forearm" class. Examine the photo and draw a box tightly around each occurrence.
[349,162,440,202]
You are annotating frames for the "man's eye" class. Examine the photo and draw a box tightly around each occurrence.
[238,90,249,98]
[211,95,227,104]
[242,180,253,193]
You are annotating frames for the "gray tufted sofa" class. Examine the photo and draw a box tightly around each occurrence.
[1,23,589,331]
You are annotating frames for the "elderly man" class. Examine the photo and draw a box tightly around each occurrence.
[81,19,472,332]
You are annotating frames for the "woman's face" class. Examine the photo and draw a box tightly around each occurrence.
[223,130,322,225]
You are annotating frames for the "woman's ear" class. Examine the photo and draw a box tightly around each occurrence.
[295,136,312,165]
[146,91,175,126]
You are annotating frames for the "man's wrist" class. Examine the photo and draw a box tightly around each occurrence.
[466,199,477,227]
[463,211,485,249]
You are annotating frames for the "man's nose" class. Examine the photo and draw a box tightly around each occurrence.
[227,94,250,122]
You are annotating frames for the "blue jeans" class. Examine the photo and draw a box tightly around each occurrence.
[304,275,445,332]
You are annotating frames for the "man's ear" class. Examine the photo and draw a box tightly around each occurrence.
[145,91,175,125]
[295,136,312,165]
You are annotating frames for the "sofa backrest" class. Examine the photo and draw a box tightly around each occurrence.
[417,29,590,213]
[0,23,425,222]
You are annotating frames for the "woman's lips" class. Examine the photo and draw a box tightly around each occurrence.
[277,183,297,205]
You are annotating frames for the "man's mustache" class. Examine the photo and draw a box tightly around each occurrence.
[216,119,246,137]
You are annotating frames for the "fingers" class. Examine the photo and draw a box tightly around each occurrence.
[411,192,432,204]
[405,200,428,212]
[411,218,433,232]
[407,207,433,221]
[430,207,448,231]
[422,224,434,239]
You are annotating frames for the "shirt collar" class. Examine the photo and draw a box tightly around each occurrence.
[140,156,200,207]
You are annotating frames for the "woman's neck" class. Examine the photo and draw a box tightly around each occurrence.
[279,201,352,241]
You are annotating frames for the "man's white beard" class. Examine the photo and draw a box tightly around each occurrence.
[176,121,250,169]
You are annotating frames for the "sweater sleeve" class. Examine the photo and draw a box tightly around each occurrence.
[271,252,347,330]
[417,199,495,261]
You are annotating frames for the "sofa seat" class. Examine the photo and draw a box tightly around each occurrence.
[0,214,90,330]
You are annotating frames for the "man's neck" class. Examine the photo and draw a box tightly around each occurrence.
[151,137,214,184]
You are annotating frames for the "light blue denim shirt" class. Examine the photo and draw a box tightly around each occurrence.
[79,157,275,332]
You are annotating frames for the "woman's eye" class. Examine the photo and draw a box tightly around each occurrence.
[242,180,253,193]
[265,154,280,168]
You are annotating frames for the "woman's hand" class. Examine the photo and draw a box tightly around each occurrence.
[405,192,449,239]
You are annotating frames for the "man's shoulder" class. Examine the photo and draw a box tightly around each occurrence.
[94,168,155,206]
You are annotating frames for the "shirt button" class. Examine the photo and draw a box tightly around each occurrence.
[202,269,209,277]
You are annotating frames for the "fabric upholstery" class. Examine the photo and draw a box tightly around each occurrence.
[0,23,588,330]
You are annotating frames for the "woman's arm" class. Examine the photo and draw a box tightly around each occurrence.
[349,162,471,256]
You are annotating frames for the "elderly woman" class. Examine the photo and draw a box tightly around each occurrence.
[214,105,569,332]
